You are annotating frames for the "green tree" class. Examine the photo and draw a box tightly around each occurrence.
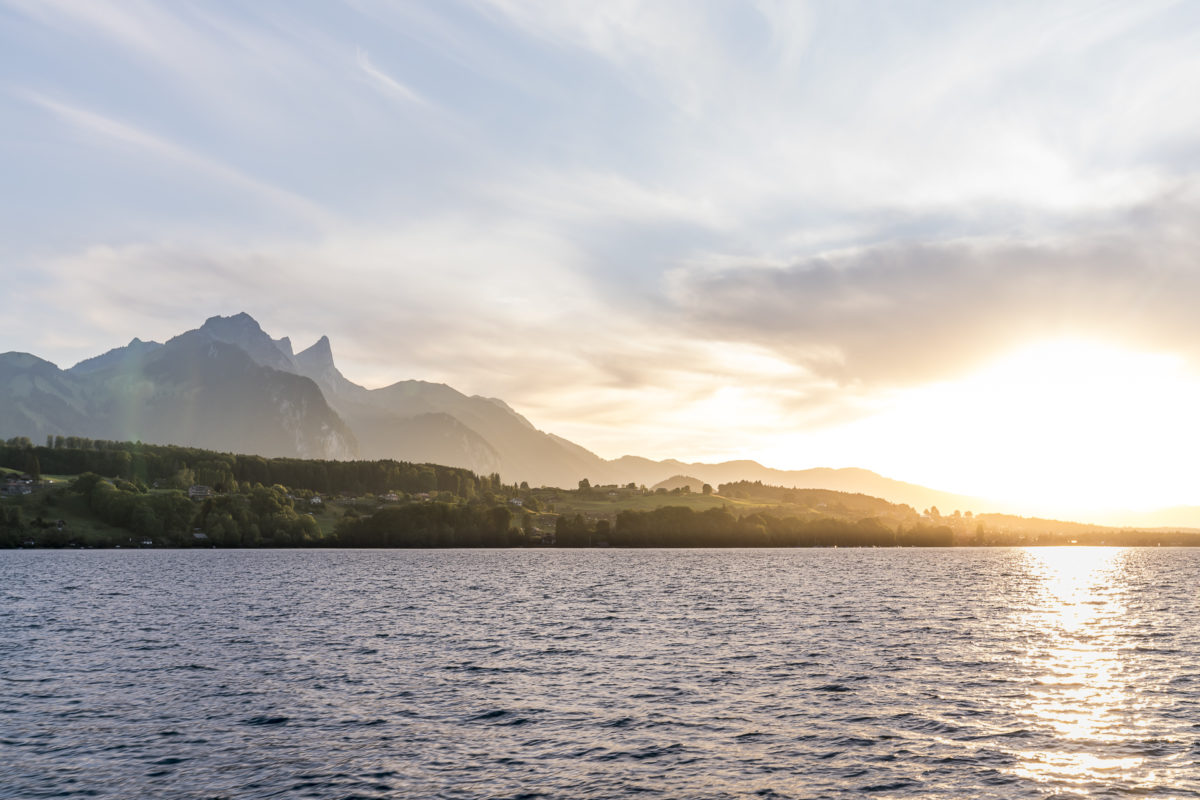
[170,468,196,490]
[24,451,41,482]
[555,514,592,547]
[131,504,163,539]
[0,506,24,548]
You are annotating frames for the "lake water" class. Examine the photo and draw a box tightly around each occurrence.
[2,548,1198,799]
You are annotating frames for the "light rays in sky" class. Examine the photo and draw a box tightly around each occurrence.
[4,1,1200,516]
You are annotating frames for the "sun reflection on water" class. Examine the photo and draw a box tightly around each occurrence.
[1008,547,1166,793]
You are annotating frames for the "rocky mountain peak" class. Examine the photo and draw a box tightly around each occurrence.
[192,313,296,373]
[297,335,333,366]
[205,311,256,325]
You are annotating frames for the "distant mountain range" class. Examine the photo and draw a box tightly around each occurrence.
[1,320,354,461]
[0,312,1124,519]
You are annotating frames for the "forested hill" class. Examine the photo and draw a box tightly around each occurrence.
[0,436,483,497]
[5,437,1200,550]
[0,435,516,549]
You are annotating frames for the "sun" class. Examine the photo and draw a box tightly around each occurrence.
[778,338,1200,521]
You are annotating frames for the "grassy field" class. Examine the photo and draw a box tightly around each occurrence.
[311,506,353,538]
[1,467,75,486]
[4,488,133,545]
[3,467,150,545]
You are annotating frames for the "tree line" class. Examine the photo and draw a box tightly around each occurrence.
[1,438,503,497]
[555,505,954,547]
[6,437,1200,549]
[333,503,520,547]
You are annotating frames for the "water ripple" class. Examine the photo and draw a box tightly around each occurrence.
[2,547,1199,798]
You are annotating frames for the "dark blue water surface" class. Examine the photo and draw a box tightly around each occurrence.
[2,548,1199,799]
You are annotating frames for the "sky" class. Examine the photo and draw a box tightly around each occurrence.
[4,0,1200,519]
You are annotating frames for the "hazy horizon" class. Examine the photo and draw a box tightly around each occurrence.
[5,1,1200,520]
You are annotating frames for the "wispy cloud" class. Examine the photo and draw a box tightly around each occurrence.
[5,0,1200,474]
[355,49,426,106]
[18,91,333,228]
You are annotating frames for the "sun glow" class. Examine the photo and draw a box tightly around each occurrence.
[769,339,1200,520]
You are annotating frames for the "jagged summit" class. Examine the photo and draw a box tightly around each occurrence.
[203,311,258,327]
[190,313,296,373]
[293,334,363,407]
[196,312,266,345]
[297,335,333,365]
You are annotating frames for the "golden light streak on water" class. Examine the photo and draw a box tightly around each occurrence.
[1009,547,1180,794]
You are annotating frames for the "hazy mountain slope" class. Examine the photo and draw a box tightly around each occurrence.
[365,381,604,487]
[291,338,502,473]
[0,331,357,460]
[69,338,162,376]
[1090,506,1200,530]
[651,475,706,492]
[347,409,503,476]
[0,353,94,442]
[146,313,506,474]
[604,455,690,486]
[284,321,606,485]
[108,332,356,459]
[602,457,985,514]
[115,314,501,474]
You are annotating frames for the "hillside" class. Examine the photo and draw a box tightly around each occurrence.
[5,439,1200,549]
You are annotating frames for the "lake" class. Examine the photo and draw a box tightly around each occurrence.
[2,548,1198,798]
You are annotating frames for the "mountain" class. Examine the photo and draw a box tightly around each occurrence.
[0,352,95,443]
[1090,506,1200,531]
[1,322,355,459]
[190,312,299,374]
[182,313,596,482]
[69,337,163,375]
[113,330,356,459]
[0,313,1013,515]
[602,458,986,514]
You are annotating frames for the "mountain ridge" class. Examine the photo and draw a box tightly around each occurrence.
[1,321,356,460]
[7,312,1173,523]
